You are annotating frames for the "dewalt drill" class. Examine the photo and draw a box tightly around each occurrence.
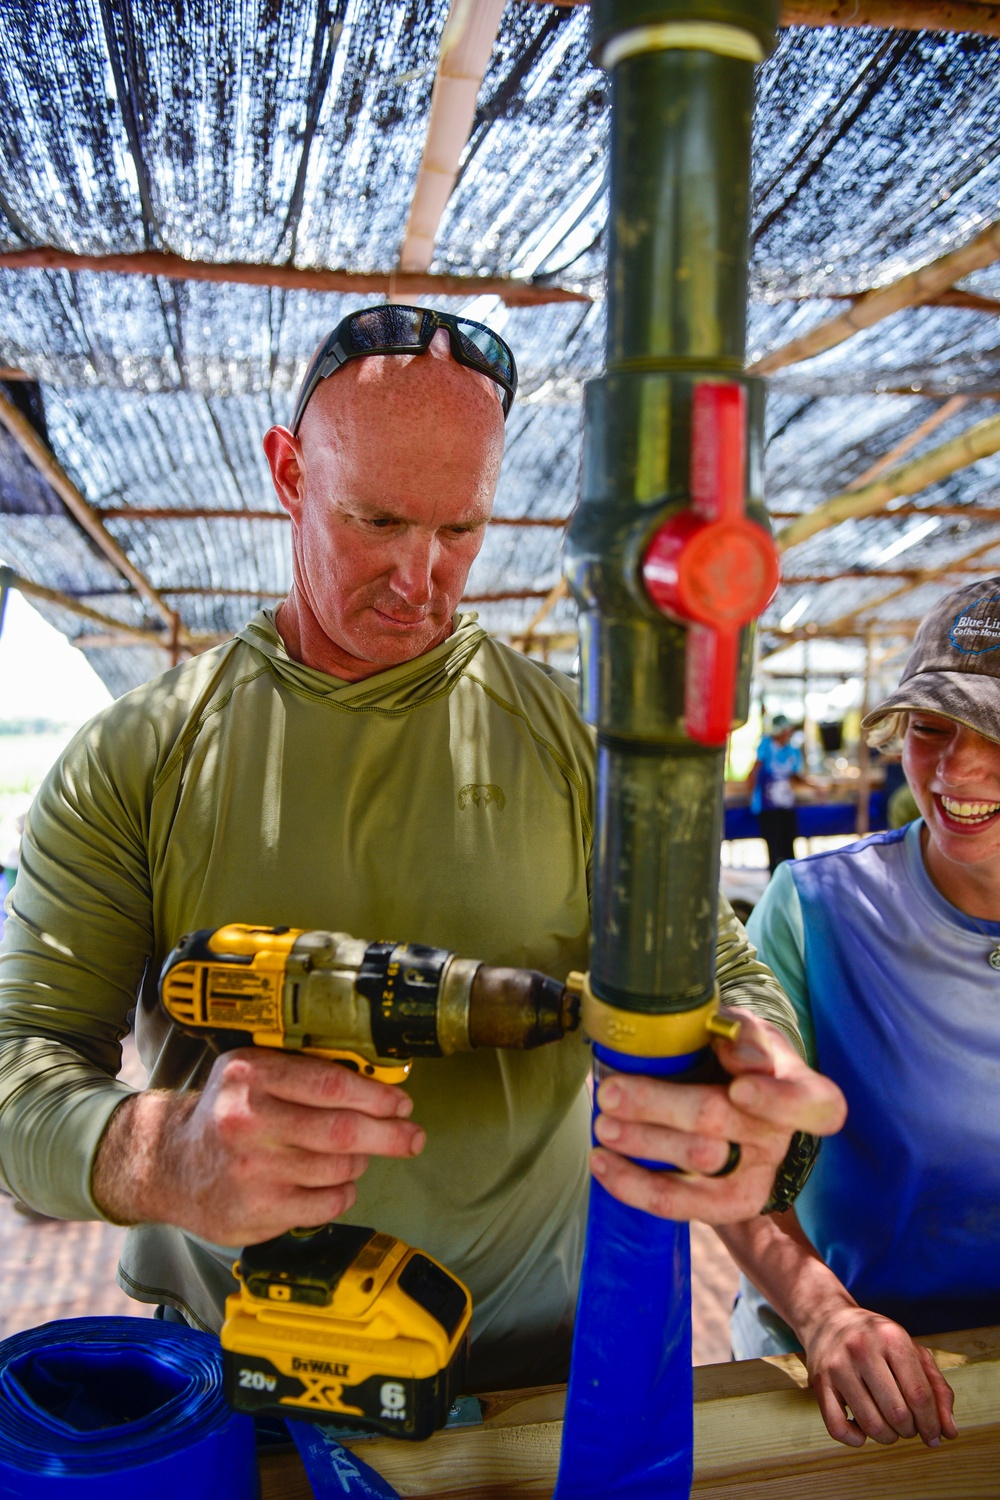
[160,923,581,1439]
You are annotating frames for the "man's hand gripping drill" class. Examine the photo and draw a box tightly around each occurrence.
[90,923,580,1248]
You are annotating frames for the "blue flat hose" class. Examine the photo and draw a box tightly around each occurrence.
[0,1317,257,1498]
[288,1421,401,1499]
[554,1048,699,1500]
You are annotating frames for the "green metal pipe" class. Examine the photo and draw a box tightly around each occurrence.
[566,0,779,1018]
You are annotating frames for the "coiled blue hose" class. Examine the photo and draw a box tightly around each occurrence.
[0,1317,258,1498]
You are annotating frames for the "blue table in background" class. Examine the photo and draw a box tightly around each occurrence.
[724,793,888,843]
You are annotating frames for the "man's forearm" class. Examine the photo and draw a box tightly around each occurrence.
[91,1088,197,1227]
[715,897,804,1055]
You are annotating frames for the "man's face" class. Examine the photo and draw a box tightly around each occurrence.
[265,338,505,677]
[903,710,1000,876]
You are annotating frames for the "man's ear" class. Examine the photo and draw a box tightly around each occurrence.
[263,426,304,517]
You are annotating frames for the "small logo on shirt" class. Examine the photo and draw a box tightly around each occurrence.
[458,783,506,811]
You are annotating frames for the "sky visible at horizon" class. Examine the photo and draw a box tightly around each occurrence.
[0,587,113,727]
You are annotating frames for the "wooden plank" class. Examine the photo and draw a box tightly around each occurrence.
[260,1327,1000,1500]
[692,1427,1000,1500]
[260,1386,565,1500]
[693,1327,1000,1480]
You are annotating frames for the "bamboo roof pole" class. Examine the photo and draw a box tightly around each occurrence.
[748,220,1000,378]
[773,288,1000,313]
[0,246,589,308]
[843,396,968,492]
[815,529,1000,636]
[0,390,192,648]
[775,410,1000,552]
[398,0,508,276]
[511,576,569,652]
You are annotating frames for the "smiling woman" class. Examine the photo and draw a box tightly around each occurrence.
[716,576,1000,1455]
[902,713,1000,918]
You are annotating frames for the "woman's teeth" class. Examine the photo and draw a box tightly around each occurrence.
[940,796,1000,824]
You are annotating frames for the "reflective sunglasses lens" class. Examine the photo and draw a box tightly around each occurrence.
[348,306,427,350]
[455,323,514,385]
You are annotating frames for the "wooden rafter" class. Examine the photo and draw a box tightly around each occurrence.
[0,567,216,651]
[775,288,1000,315]
[71,630,227,653]
[776,410,1000,551]
[780,566,998,584]
[748,220,1000,378]
[93,507,570,528]
[142,585,555,604]
[770,504,1000,521]
[781,1,1000,33]
[0,389,192,646]
[0,246,590,308]
[532,1,1000,35]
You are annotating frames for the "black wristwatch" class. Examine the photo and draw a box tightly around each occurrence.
[761,1130,820,1215]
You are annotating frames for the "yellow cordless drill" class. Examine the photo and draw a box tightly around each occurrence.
[160,923,581,1439]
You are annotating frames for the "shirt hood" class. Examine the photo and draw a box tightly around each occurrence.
[234,609,488,712]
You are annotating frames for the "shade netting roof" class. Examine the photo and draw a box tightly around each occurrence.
[0,2,998,695]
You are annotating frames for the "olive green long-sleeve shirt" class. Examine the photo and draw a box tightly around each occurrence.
[0,611,798,1387]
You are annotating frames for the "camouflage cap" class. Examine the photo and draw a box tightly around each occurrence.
[862,577,1000,746]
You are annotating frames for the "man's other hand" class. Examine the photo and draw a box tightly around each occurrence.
[590,1010,846,1222]
[92,1048,424,1245]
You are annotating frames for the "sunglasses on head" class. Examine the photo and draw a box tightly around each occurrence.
[290,304,518,433]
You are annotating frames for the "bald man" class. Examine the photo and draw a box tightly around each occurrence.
[0,306,843,1389]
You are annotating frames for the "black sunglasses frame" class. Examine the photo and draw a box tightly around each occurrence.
[290,304,518,433]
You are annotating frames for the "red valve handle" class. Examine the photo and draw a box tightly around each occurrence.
[642,383,780,746]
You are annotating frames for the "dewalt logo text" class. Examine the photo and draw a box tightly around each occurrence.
[291,1357,350,1377]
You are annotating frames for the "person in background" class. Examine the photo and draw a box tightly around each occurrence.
[719,576,1000,1452]
[747,714,811,874]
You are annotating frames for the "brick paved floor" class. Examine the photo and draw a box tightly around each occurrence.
[0,1039,741,1364]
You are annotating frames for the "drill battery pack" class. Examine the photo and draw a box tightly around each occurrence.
[220,1222,472,1440]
